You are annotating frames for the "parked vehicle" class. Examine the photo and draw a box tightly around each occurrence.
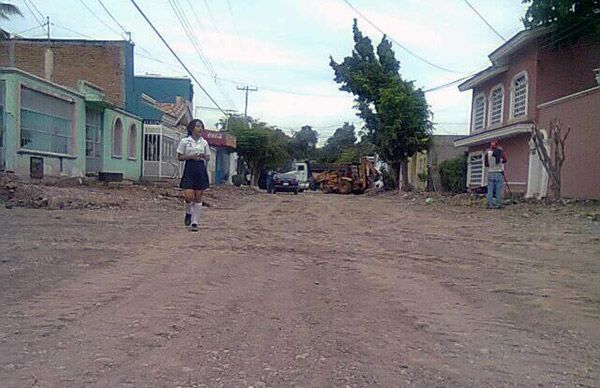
[272,172,299,194]
[278,161,316,192]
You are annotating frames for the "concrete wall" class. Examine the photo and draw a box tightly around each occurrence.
[538,89,600,199]
[3,39,132,108]
[429,135,467,192]
[101,108,142,181]
[0,70,86,178]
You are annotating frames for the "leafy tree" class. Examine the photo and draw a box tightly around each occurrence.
[219,114,290,185]
[289,125,319,160]
[0,1,22,39]
[321,122,357,162]
[522,0,600,44]
[330,19,432,190]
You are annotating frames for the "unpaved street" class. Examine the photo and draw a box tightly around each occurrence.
[1,189,599,387]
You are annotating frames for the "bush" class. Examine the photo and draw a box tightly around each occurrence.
[232,174,245,187]
[381,166,396,190]
[439,154,467,193]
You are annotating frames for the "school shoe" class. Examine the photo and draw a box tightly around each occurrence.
[184,213,192,226]
[190,223,198,232]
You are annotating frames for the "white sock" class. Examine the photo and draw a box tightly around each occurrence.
[191,202,202,225]
[185,202,192,215]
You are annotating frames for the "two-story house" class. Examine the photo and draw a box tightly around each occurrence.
[455,28,600,199]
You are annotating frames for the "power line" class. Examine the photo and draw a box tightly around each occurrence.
[78,0,124,38]
[237,86,258,118]
[423,72,479,93]
[135,49,347,98]
[14,24,46,36]
[538,13,600,50]
[195,0,240,80]
[202,0,222,35]
[97,0,129,37]
[26,0,44,21]
[22,0,44,27]
[52,23,95,39]
[129,0,230,116]
[226,0,244,52]
[463,0,506,42]
[340,0,464,73]
[168,0,237,110]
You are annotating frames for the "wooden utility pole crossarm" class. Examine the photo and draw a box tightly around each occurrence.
[237,86,258,118]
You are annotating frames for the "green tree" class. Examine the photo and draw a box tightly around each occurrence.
[220,114,290,185]
[330,19,432,190]
[321,122,357,162]
[522,0,600,44]
[289,125,319,160]
[0,1,22,39]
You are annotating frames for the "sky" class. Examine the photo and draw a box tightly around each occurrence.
[2,0,530,144]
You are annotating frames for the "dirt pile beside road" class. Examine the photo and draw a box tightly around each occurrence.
[378,189,600,222]
[0,173,261,211]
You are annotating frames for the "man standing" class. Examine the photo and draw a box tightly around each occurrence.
[484,139,508,209]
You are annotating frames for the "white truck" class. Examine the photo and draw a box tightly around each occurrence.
[280,161,313,191]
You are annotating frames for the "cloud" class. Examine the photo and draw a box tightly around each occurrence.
[170,29,313,68]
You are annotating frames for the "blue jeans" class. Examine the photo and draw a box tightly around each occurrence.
[487,172,504,208]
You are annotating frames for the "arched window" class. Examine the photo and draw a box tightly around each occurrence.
[489,84,504,126]
[128,124,137,159]
[511,71,528,119]
[472,93,486,132]
[112,117,123,157]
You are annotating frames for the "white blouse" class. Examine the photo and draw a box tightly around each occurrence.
[177,136,210,159]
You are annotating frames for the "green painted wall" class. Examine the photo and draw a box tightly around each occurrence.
[0,70,86,178]
[0,69,143,181]
[101,108,142,181]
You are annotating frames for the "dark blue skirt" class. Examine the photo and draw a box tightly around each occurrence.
[180,160,210,190]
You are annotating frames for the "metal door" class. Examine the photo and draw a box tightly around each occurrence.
[85,108,103,174]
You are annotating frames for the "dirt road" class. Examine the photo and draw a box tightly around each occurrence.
[1,189,599,387]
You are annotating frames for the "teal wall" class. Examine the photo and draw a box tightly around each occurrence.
[0,69,143,181]
[0,70,86,178]
[101,108,142,181]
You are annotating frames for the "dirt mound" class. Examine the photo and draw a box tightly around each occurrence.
[0,173,260,211]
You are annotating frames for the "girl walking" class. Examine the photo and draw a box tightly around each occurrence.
[177,119,210,231]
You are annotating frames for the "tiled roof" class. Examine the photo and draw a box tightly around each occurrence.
[155,102,187,119]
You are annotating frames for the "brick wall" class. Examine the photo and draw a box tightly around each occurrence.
[0,41,11,66]
[9,40,127,107]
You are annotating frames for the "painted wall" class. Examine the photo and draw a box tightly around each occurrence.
[101,108,142,181]
[470,46,538,135]
[500,134,530,193]
[467,133,530,193]
[0,70,86,178]
[228,152,238,184]
[538,89,600,199]
[537,36,600,105]
[132,76,193,120]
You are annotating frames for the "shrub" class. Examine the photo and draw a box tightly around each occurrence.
[439,154,467,193]
[232,174,245,187]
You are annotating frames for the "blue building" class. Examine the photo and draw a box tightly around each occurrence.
[131,75,237,184]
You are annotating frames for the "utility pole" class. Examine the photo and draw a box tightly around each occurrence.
[237,86,258,119]
[46,16,50,40]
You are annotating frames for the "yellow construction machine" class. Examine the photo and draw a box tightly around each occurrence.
[314,157,381,194]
